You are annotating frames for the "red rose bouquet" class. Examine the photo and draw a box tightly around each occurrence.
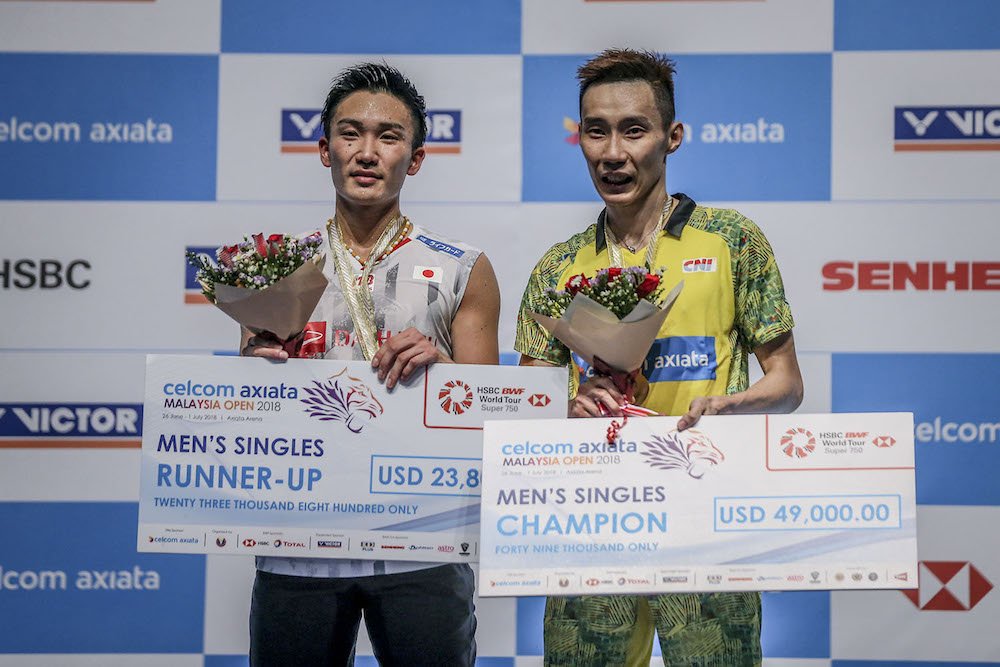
[186,232,328,345]
[531,267,684,440]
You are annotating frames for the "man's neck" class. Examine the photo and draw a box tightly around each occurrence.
[605,188,671,250]
[333,196,402,262]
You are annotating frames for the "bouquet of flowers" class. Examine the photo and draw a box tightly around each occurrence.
[530,267,683,440]
[186,232,328,343]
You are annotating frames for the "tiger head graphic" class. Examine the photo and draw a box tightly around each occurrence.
[301,368,384,434]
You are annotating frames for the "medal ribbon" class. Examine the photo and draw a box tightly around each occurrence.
[327,214,406,361]
[604,197,677,269]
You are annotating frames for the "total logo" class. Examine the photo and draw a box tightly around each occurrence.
[894,106,1000,151]
[280,109,462,154]
[822,261,1000,291]
[781,427,816,458]
[528,393,551,407]
[439,380,473,415]
[903,561,993,611]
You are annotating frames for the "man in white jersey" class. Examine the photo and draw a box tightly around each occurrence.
[242,63,500,667]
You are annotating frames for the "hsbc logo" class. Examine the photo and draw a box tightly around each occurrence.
[528,393,551,407]
[585,578,600,586]
[242,539,256,548]
[872,435,896,448]
[822,261,1000,291]
[902,561,993,610]
[895,106,1000,151]
[682,257,717,273]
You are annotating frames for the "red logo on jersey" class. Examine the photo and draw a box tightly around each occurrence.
[298,321,326,358]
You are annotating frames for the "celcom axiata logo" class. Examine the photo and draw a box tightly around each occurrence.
[301,369,383,433]
[640,430,724,479]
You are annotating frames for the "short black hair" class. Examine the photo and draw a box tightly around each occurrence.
[321,62,428,149]
[578,49,678,128]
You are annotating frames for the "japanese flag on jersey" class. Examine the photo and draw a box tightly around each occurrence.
[413,265,443,283]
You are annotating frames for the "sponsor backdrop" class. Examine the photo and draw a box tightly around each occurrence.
[1,0,998,665]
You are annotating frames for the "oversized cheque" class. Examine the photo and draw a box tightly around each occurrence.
[480,413,918,595]
[139,354,566,561]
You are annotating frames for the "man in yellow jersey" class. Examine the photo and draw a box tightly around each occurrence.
[515,49,804,666]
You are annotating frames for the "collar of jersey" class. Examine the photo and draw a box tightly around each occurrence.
[594,192,696,253]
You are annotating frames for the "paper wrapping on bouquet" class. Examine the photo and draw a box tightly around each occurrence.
[529,280,683,373]
[210,255,328,341]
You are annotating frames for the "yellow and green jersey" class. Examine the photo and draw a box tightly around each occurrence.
[515,193,794,415]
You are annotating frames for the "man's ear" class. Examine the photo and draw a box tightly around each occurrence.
[666,122,684,155]
[407,146,426,176]
[319,136,331,167]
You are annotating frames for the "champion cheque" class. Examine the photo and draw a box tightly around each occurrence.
[479,413,918,595]
[138,355,566,562]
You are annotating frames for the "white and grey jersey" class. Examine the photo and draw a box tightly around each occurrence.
[257,222,481,579]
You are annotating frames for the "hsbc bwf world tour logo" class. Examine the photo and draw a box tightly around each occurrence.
[439,380,473,415]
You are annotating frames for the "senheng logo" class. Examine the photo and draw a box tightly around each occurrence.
[895,106,1000,151]
[280,109,462,154]
[822,261,1000,291]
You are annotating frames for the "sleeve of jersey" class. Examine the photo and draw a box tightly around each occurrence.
[735,216,795,350]
[513,247,571,367]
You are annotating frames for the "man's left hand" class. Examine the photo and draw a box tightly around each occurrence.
[371,327,448,389]
[677,395,734,431]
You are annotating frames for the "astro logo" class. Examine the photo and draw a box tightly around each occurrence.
[872,435,896,448]
[641,430,724,479]
[781,427,816,458]
[562,117,580,145]
[903,561,993,610]
[184,246,215,304]
[302,368,384,433]
[895,106,1000,151]
[682,257,717,273]
[0,403,142,448]
[298,321,327,358]
[280,109,462,154]
[528,393,551,407]
[439,380,473,415]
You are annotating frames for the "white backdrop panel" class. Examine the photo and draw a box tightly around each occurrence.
[831,505,1000,661]
[833,50,1000,200]
[522,0,833,55]
[0,0,220,54]
[217,55,521,203]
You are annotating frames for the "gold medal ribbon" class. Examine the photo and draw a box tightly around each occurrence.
[605,197,677,269]
[327,214,407,360]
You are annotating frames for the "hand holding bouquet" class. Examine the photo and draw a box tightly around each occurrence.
[186,232,328,344]
[530,267,683,439]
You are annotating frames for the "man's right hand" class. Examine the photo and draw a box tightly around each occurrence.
[240,330,290,361]
[569,376,626,418]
